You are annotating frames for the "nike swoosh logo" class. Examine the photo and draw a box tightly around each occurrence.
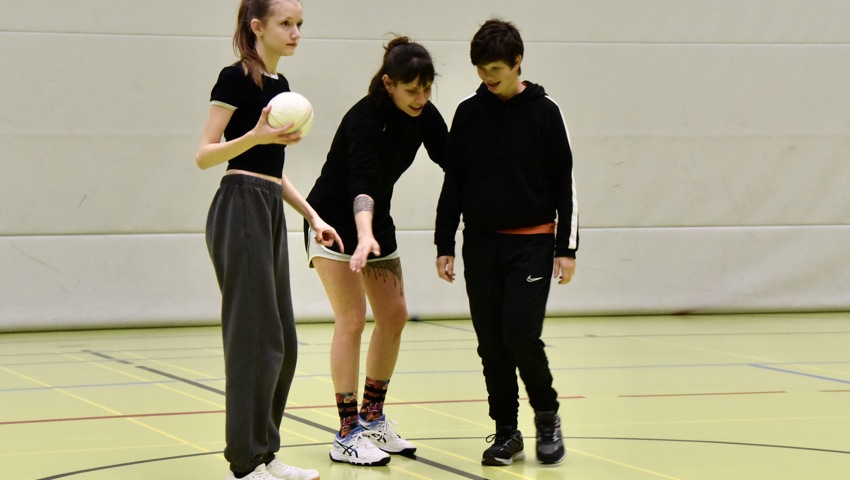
[527,276,543,283]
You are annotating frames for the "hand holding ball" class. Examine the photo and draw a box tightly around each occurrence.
[267,92,314,137]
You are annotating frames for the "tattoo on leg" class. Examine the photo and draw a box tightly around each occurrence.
[363,258,404,296]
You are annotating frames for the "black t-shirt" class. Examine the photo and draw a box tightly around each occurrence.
[210,64,290,177]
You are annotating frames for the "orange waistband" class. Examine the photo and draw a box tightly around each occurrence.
[497,222,556,235]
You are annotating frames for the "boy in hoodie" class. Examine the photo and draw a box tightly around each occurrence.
[434,19,579,467]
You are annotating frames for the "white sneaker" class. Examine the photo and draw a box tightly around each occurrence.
[329,425,391,466]
[226,463,276,480]
[361,415,417,456]
[266,459,320,480]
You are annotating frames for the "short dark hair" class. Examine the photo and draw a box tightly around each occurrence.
[470,19,524,72]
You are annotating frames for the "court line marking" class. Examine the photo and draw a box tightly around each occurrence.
[10,388,850,427]
[752,364,850,385]
[570,436,850,455]
[630,336,781,363]
[569,447,682,479]
[70,350,488,480]
[619,390,786,398]
[35,451,220,480]
[0,365,214,457]
[31,434,850,480]
[8,323,848,479]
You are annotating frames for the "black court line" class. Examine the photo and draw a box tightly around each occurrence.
[37,435,850,479]
[64,350,487,480]
[136,365,226,395]
[83,350,133,365]
[37,451,221,480]
[752,364,850,386]
[569,436,850,456]
[425,435,850,457]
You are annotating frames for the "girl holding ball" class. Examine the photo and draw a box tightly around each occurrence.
[195,0,339,479]
[303,36,448,467]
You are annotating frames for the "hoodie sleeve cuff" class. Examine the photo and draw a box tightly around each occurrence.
[436,243,456,258]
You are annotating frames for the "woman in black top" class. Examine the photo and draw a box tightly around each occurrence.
[303,36,448,467]
[195,1,338,479]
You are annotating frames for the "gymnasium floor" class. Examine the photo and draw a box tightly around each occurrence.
[2,312,850,480]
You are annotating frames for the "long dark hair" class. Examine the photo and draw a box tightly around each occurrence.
[233,0,299,88]
[368,36,436,103]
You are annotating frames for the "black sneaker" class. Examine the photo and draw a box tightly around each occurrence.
[535,411,566,464]
[482,427,526,466]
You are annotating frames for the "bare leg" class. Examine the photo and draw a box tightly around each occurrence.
[313,257,367,395]
[362,258,408,382]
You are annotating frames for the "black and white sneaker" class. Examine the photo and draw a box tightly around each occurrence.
[482,427,525,466]
[535,411,566,464]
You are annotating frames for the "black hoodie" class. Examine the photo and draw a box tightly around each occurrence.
[435,81,579,258]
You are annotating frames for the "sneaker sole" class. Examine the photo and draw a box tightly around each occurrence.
[328,451,391,467]
[379,446,417,457]
[537,451,566,465]
[482,451,526,466]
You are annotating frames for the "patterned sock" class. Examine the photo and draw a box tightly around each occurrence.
[336,392,359,438]
[359,377,389,423]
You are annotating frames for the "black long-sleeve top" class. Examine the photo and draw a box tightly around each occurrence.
[307,95,448,256]
[434,81,579,258]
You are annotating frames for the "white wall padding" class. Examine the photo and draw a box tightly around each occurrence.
[1,0,849,330]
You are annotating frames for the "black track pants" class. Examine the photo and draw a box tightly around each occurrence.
[462,230,560,428]
[205,175,297,473]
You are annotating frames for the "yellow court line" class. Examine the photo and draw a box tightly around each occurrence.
[632,337,850,384]
[0,366,213,455]
[385,395,492,430]
[632,336,781,363]
[305,373,334,385]
[279,427,323,444]
[141,356,220,380]
[572,413,850,429]
[381,464,440,480]
[305,408,338,421]
[381,398,541,479]
[570,447,683,480]
[0,442,220,458]
[107,350,219,381]
[64,353,225,409]
[412,443,537,479]
[412,441,478,464]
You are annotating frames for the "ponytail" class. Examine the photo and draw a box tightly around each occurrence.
[368,35,436,102]
[232,0,284,88]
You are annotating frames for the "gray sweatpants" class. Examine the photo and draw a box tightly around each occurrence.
[205,174,297,473]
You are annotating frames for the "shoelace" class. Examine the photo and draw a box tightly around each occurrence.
[369,418,403,442]
[338,429,382,457]
[537,421,561,442]
[485,431,515,446]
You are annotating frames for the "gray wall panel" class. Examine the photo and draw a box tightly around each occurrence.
[3,1,849,44]
[1,1,848,329]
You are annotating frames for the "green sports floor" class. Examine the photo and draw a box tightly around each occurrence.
[2,313,850,480]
